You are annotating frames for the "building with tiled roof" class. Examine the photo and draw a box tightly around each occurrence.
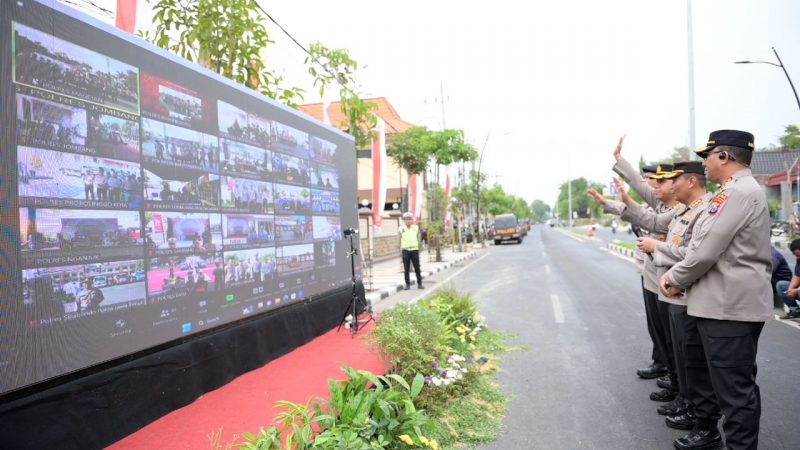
[750,148,800,177]
[298,97,418,211]
[747,149,800,215]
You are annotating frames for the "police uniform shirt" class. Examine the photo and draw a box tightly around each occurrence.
[665,169,773,322]
[613,158,671,293]
[650,195,710,305]
[620,200,675,294]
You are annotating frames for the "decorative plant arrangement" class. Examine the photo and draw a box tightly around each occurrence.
[215,288,513,449]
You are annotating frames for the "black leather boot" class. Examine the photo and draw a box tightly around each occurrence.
[650,388,678,402]
[673,425,722,449]
[637,362,668,379]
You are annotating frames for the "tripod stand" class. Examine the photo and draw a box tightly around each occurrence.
[338,230,373,335]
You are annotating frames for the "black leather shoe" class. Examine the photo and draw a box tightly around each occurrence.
[418,283,424,290]
[673,427,722,449]
[666,410,696,430]
[658,396,687,416]
[650,388,678,402]
[404,284,411,290]
[657,376,674,390]
[637,362,668,379]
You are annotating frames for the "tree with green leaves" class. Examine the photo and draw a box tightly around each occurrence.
[143,0,376,148]
[387,127,478,260]
[305,43,377,149]
[530,199,551,222]
[556,178,604,221]
[779,124,800,149]
[143,0,303,105]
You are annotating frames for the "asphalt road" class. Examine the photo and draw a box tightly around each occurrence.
[427,225,800,450]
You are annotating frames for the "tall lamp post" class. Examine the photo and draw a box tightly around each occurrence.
[735,47,800,116]
[475,131,511,246]
[475,131,491,247]
[737,47,800,235]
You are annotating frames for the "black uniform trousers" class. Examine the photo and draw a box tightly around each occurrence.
[655,298,678,388]
[641,277,662,365]
[402,249,422,286]
[684,315,721,427]
[644,288,675,383]
[697,317,764,450]
[668,304,689,399]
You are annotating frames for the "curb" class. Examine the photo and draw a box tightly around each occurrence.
[365,251,477,305]
[607,242,636,259]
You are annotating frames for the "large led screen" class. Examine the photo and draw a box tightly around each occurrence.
[0,1,358,396]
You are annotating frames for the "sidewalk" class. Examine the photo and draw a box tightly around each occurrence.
[361,244,486,308]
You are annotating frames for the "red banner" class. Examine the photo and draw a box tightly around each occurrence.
[115,0,137,33]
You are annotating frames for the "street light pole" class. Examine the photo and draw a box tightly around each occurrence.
[475,130,491,247]
[735,47,800,116]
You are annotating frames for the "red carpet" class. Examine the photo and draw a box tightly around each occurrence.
[108,322,385,450]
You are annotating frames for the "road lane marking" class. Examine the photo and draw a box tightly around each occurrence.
[551,294,565,323]
[545,264,551,274]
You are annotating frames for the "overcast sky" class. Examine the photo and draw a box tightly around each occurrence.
[71,0,800,205]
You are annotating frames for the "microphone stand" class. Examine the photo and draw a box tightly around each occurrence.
[337,230,373,335]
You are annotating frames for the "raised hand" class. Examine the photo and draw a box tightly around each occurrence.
[614,177,632,205]
[586,188,606,205]
[613,134,626,161]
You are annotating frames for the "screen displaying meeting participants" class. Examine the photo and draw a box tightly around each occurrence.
[1,2,356,396]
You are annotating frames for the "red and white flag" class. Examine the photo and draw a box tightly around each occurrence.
[443,169,452,227]
[409,173,424,222]
[371,116,387,229]
[115,0,137,33]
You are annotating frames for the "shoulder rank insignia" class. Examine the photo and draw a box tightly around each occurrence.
[689,198,703,209]
[708,193,729,216]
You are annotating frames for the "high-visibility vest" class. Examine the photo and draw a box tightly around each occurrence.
[399,224,419,250]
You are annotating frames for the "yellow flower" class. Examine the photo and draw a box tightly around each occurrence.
[470,335,476,341]
[420,436,430,445]
[460,336,466,343]
[398,434,414,446]
[429,439,439,450]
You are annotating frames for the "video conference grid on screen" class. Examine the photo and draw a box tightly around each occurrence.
[2,6,356,396]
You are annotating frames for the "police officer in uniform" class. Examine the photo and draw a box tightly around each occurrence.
[631,162,718,435]
[662,130,772,450]
[613,140,680,397]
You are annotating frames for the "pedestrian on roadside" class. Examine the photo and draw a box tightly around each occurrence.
[661,130,772,450]
[400,212,423,290]
[775,239,800,319]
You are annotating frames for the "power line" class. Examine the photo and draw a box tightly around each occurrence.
[253,3,356,96]
[60,0,114,18]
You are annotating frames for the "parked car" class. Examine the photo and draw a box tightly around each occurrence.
[493,213,523,245]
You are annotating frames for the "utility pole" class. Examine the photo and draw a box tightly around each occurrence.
[687,0,697,155]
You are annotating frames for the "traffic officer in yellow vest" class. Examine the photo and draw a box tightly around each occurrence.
[661,130,772,450]
[400,212,423,290]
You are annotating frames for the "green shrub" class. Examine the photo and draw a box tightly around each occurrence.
[369,303,450,380]
[235,368,435,450]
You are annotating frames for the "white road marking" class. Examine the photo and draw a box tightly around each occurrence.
[545,264,551,274]
[775,315,800,331]
[551,294,565,323]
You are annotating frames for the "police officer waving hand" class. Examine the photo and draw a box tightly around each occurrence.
[661,130,772,450]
